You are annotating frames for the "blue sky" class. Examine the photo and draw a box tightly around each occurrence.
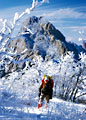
[0,0,85,9]
[0,0,86,44]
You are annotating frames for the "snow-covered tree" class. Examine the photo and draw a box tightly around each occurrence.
[53,51,86,103]
[0,0,49,71]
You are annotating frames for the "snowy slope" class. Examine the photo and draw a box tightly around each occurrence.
[0,96,86,120]
[0,66,86,120]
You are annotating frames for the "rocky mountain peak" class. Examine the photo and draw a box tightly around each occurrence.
[2,16,85,75]
[21,16,65,42]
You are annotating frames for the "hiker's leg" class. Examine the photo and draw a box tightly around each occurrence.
[45,95,49,107]
[45,95,50,103]
[39,93,45,104]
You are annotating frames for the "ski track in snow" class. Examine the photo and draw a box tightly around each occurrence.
[0,97,86,120]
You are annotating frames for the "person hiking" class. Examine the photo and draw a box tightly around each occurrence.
[38,75,54,108]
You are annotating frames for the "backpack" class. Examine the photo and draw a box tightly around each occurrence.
[42,75,54,89]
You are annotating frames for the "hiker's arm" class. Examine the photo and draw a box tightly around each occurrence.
[38,84,42,97]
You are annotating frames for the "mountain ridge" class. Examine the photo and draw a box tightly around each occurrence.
[0,16,86,76]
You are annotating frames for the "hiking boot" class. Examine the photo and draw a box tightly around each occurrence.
[38,103,42,109]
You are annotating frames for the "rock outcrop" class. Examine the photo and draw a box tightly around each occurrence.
[3,16,85,74]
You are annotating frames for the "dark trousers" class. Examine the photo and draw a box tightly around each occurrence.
[39,93,50,104]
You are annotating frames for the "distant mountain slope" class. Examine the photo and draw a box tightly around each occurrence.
[8,16,67,59]
[2,16,86,74]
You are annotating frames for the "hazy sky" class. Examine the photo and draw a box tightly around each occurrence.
[0,0,86,44]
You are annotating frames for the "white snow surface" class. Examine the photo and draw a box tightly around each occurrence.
[0,67,86,120]
[0,93,86,120]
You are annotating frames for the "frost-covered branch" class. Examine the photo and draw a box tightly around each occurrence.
[0,0,49,67]
[55,51,86,102]
[21,26,34,35]
[75,92,86,99]
[0,0,49,54]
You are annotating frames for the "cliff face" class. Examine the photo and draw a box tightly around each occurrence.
[8,16,67,59]
[3,16,85,74]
